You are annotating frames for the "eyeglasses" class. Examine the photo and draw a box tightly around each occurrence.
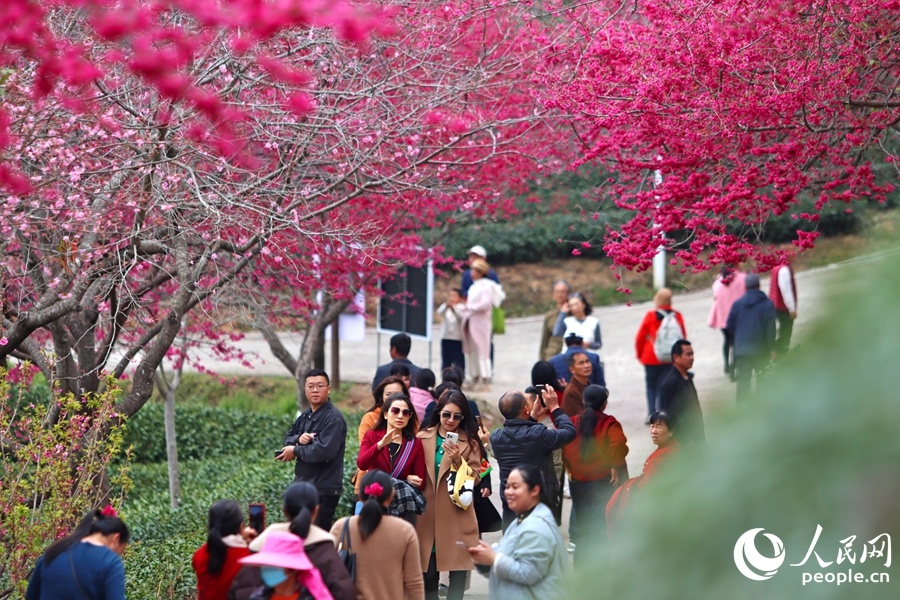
[389,407,412,417]
[305,383,329,390]
[440,411,464,422]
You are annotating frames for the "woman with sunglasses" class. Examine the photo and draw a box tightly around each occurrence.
[357,392,426,489]
[415,389,486,600]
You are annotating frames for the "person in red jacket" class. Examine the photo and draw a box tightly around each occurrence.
[606,411,680,536]
[357,393,427,524]
[562,385,628,566]
[193,500,255,600]
[635,288,687,422]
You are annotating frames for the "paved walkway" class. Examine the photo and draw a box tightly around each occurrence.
[187,255,887,598]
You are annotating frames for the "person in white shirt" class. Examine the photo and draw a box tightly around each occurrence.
[437,288,468,379]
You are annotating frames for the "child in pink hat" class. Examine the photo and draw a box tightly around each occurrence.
[239,531,334,600]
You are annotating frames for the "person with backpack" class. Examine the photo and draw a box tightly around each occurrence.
[634,288,687,424]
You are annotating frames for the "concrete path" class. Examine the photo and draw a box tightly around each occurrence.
[187,253,890,599]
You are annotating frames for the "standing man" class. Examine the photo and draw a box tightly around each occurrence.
[540,280,570,361]
[277,369,348,529]
[769,261,797,354]
[371,332,420,390]
[561,350,593,417]
[460,245,499,297]
[726,274,776,402]
[490,387,576,529]
[656,340,705,445]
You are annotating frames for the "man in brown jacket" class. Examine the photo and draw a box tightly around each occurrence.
[562,350,592,417]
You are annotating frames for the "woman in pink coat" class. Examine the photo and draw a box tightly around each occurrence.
[708,266,746,379]
[462,259,502,388]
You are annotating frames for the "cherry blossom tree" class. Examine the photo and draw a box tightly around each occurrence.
[0,0,567,417]
[540,0,899,272]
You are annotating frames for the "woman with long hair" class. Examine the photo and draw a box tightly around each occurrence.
[561,385,629,566]
[194,500,254,599]
[415,389,485,600]
[552,291,602,352]
[359,376,409,441]
[357,393,426,524]
[468,465,569,600]
[26,507,130,600]
[330,470,425,600]
[229,483,356,600]
[355,376,409,493]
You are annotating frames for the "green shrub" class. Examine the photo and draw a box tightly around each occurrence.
[125,403,292,463]
[122,406,364,599]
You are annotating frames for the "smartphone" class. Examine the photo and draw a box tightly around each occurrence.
[539,384,547,407]
[475,415,484,431]
[274,449,284,458]
[248,502,266,533]
[445,432,459,445]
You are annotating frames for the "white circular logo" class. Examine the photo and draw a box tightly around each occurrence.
[734,528,786,581]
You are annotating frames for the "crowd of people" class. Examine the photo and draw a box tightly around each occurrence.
[24,252,799,600]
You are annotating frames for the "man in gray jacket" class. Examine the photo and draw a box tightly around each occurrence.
[490,386,576,529]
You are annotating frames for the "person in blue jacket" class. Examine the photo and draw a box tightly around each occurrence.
[27,507,130,600]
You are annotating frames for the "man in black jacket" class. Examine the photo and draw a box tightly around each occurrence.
[490,386,576,529]
[657,340,705,445]
[277,369,348,529]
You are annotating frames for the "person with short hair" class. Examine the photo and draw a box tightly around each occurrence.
[549,333,605,386]
[467,466,570,600]
[561,350,593,417]
[371,333,420,391]
[726,273,776,401]
[277,369,348,530]
[635,287,687,420]
[330,471,425,600]
[437,289,468,379]
[606,411,680,534]
[26,507,130,600]
[769,261,798,353]
[489,388,576,529]
[657,340,705,446]
[539,280,571,361]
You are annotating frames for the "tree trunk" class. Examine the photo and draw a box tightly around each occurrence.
[164,371,182,509]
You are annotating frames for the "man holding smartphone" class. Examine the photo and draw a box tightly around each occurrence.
[276,369,347,530]
[490,386,576,530]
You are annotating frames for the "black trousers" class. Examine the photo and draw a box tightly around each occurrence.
[315,492,340,531]
[424,552,467,600]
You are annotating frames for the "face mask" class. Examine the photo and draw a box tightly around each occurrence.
[260,566,288,588]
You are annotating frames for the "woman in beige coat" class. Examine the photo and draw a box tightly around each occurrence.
[415,389,485,600]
